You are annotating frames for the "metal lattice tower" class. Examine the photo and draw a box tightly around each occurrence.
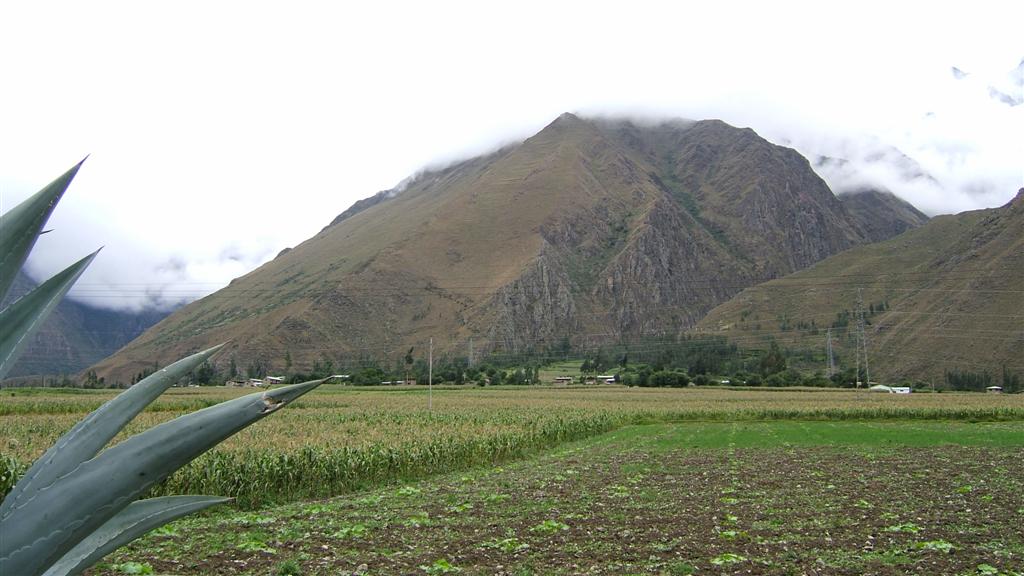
[826,328,835,378]
[855,289,870,387]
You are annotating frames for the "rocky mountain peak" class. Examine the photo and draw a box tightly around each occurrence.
[89,114,927,384]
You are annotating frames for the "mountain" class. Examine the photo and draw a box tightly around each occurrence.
[91,114,924,384]
[839,189,930,242]
[2,271,168,379]
[697,189,1024,382]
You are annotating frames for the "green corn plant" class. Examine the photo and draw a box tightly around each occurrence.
[0,161,323,575]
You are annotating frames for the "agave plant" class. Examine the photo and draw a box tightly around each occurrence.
[0,161,322,575]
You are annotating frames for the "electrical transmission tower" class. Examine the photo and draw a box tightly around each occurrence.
[826,328,835,378]
[854,289,870,387]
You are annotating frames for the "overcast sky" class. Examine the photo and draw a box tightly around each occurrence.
[1,1,1021,311]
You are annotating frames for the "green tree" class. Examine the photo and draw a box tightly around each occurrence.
[83,370,104,389]
[311,355,333,379]
[830,367,857,388]
[945,368,992,391]
[507,368,526,385]
[556,336,571,359]
[403,347,415,383]
[650,370,689,387]
[412,358,430,383]
[486,366,499,385]
[1002,365,1021,394]
[245,359,267,379]
[352,366,387,385]
[759,342,787,376]
[636,366,652,387]
[192,361,219,385]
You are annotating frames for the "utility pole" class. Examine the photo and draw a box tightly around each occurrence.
[826,328,835,378]
[428,337,433,411]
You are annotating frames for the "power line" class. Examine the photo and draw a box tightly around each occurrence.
[17,311,1019,363]
[44,265,1024,299]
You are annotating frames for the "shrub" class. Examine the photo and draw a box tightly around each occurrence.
[650,371,690,388]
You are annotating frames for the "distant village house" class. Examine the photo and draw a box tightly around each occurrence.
[868,385,911,394]
[226,377,280,388]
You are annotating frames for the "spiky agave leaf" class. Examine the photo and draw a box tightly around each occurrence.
[0,158,86,302]
[0,344,225,521]
[0,250,99,381]
[41,495,231,576]
[0,379,323,575]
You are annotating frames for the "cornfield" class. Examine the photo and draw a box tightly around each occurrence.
[3,386,1022,508]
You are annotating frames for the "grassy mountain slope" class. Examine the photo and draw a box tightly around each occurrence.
[92,114,924,384]
[697,189,1024,382]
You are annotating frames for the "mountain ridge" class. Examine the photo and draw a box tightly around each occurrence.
[839,189,930,242]
[90,114,928,384]
[697,188,1023,382]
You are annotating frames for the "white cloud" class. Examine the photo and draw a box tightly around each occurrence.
[1,0,1021,309]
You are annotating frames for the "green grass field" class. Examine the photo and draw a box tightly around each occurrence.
[605,420,1024,449]
[537,360,584,383]
[86,420,1024,575]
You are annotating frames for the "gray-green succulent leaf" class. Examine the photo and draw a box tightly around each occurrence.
[0,343,225,521]
[0,379,322,575]
[41,495,231,576]
[0,250,99,380]
[0,158,86,301]
[0,161,322,576]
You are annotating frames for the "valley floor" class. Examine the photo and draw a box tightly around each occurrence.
[90,421,1024,576]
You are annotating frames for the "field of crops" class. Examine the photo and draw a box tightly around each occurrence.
[85,420,1024,575]
[3,385,1024,509]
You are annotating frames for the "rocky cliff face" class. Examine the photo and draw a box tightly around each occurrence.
[591,193,747,335]
[485,250,579,353]
[92,114,927,383]
[613,119,867,276]
[840,189,930,243]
